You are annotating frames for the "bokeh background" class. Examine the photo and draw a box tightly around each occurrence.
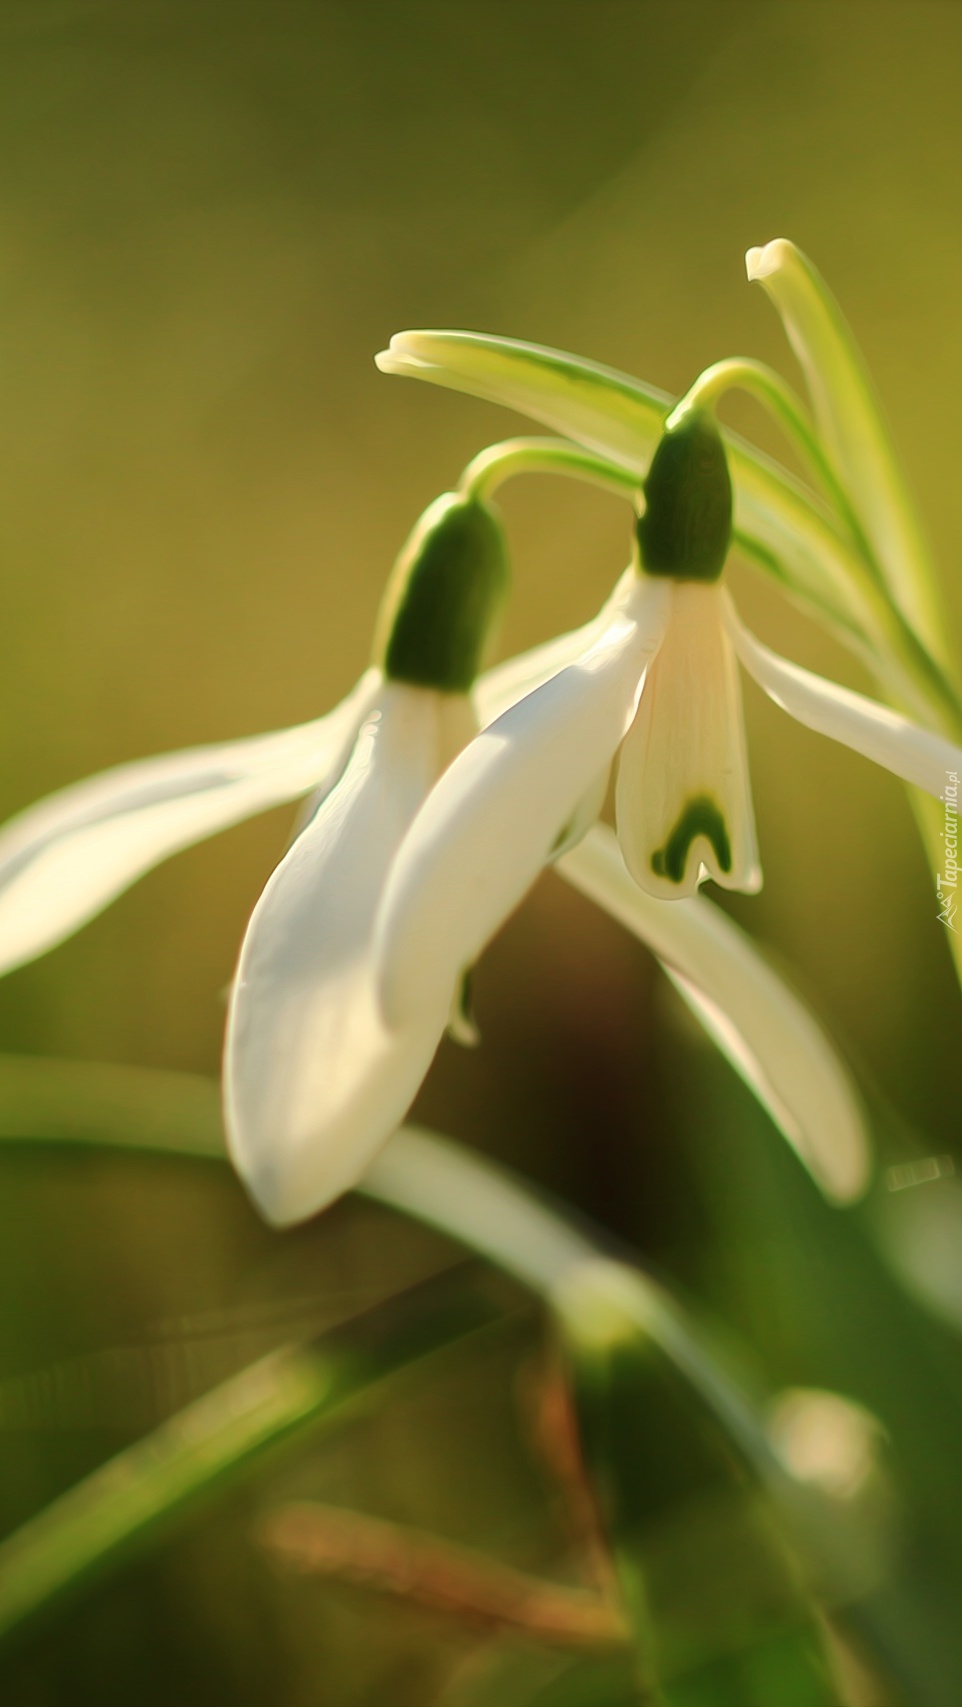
[0,4,961,1703]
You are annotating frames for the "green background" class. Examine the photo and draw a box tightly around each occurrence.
[0,5,960,1703]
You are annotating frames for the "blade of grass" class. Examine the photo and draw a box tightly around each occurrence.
[0,1267,506,1644]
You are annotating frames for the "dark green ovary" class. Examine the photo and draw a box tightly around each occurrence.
[651,796,732,883]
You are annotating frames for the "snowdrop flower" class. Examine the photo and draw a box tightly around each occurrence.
[0,441,880,1217]
[376,248,962,741]
[0,490,509,1222]
[374,407,962,1063]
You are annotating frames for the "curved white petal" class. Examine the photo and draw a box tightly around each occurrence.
[616,583,761,900]
[376,577,671,1031]
[724,596,962,797]
[558,825,870,1203]
[747,239,945,662]
[225,684,454,1227]
[0,670,383,977]
[475,569,637,725]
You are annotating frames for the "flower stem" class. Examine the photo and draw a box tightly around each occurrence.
[671,360,962,740]
[459,437,641,505]
[670,358,877,570]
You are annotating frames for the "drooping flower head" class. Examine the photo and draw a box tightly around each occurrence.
[224,487,512,1222]
[372,407,962,1078]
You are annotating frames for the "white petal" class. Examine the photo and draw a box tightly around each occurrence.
[0,670,382,976]
[475,569,637,725]
[747,239,945,662]
[376,578,671,1030]
[616,583,760,899]
[225,684,453,1226]
[558,825,870,1202]
[724,596,962,797]
[550,765,612,861]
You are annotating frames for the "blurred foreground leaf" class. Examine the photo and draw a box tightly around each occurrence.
[0,1265,507,1644]
[0,1054,223,1158]
[0,1054,921,1702]
[557,1261,837,1706]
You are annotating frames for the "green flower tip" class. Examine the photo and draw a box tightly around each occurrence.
[635,408,732,583]
[375,492,510,693]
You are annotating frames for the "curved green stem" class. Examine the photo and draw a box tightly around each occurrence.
[459,437,641,505]
[381,332,962,749]
[670,359,877,571]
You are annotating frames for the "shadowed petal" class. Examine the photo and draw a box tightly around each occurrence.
[616,583,760,900]
[0,671,383,977]
[376,579,671,1031]
[225,684,453,1226]
[725,595,962,796]
[558,825,870,1202]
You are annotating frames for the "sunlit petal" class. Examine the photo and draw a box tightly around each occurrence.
[225,684,451,1226]
[475,569,636,724]
[616,583,760,899]
[0,672,383,977]
[558,826,870,1202]
[746,238,945,661]
[376,579,671,1031]
[725,595,962,797]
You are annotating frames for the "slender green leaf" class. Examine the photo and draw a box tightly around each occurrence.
[553,1260,839,1707]
[747,239,947,665]
[0,1268,506,1643]
[376,330,886,651]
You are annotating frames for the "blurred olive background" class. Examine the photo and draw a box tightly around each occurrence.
[1,3,961,1703]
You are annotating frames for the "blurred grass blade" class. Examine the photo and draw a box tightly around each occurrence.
[262,1500,627,1650]
[747,239,947,664]
[0,1053,831,1513]
[442,1648,652,1707]
[0,1056,924,1697]
[0,1268,505,1644]
[0,1054,224,1157]
[554,1259,840,1706]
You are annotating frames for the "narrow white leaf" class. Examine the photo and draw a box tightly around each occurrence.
[558,825,870,1202]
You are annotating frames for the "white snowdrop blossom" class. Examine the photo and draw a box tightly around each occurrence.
[0,491,509,1223]
[374,409,962,1069]
[0,453,880,1218]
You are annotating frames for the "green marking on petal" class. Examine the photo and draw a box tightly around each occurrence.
[375,493,510,692]
[651,795,732,883]
[636,410,732,583]
[447,968,480,1048]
